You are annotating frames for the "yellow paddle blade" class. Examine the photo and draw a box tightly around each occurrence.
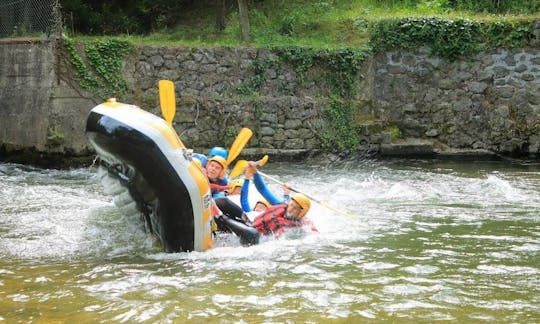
[258,155,269,167]
[229,160,249,178]
[158,80,176,125]
[226,127,253,164]
[229,155,268,179]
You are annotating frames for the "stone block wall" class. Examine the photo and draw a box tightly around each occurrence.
[133,46,330,151]
[0,40,538,163]
[371,48,540,155]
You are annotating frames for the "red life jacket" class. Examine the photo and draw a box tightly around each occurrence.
[252,203,305,236]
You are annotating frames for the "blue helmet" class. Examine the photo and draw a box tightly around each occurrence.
[208,146,228,159]
[192,153,207,167]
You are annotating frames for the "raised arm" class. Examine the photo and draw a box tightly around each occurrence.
[253,172,284,205]
[240,178,252,212]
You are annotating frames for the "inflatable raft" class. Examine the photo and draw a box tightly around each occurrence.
[86,98,213,252]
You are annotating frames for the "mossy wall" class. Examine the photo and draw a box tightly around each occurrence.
[0,20,539,167]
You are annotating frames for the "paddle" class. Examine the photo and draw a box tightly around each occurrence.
[226,127,253,165]
[257,170,355,218]
[158,80,176,125]
[229,155,269,178]
[230,160,248,179]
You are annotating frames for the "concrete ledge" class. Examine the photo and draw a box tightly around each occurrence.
[380,139,435,156]
[233,148,321,161]
[433,147,500,160]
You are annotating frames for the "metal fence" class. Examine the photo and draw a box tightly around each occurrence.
[0,0,61,38]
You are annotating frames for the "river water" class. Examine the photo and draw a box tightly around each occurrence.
[0,159,539,323]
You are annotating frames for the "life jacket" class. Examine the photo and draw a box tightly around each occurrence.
[209,178,229,198]
[252,203,304,236]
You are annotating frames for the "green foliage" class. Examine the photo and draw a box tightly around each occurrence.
[223,126,238,147]
[369,17,535,61]
[388,125,401,141]
[440,0,539,14]
[370,17,480,60]
[273,46,371,97]
[321,98,360,154]
[46,126,65,147]
[61,0,191,34]
[64,38,133,99]
[482,20,534,49]
[235,58,269,95]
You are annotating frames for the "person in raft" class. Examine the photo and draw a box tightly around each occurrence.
[204,155,230,198]
[214,162,318,245]
[193,146,228,169]
[214,162,290,225]
[225,178,244,206]
[239,164,291,221]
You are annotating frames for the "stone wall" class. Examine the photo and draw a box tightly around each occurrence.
[0,40,539,165]
[133,46,332,152]
[133,45,539,158]
[371,48,540,156]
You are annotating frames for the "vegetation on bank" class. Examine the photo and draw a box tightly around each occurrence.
[61,0,538,155]
[63,0,538,48]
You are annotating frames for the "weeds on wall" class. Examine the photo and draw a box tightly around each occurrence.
[46,126,65,148]
[320,97,360,154]
[369,17,534,61]
[64,38,134,99]
[274,46,371,97]
[233,46,372,154]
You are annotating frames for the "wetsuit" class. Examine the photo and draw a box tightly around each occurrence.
[240,173,289,212]
[207,176,228,198]
[217,203,317,246]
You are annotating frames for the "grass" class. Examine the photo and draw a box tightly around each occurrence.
[70,0,538,49]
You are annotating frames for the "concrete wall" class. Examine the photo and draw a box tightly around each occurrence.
[0,40,54,150]
[0,39,98,158]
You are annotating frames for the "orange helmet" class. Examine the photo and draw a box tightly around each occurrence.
[207,155,228,178]
[290,193,311,218]
[256,199,270,207]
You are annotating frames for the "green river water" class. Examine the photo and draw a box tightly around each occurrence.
[0,159,539,323]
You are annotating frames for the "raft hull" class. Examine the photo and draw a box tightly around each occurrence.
[86,101,212,252]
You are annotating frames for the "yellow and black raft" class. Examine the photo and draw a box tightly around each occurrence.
[86,98,213,252]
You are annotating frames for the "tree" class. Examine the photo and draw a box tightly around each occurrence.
[215,0,227,33]
[236,0,251,42]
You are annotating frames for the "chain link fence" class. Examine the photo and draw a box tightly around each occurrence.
[0,0,61,38]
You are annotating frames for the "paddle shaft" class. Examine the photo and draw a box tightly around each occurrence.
[257,170,354,218]
[257,171,319,203]
[229,156,268,179]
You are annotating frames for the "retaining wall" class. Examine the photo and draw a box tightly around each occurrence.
[0,40,538,165]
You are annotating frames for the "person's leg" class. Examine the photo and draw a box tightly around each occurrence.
[215,197,248,223]
[214,214,260,246]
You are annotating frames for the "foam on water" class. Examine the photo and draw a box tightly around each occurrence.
[1,160,539,322]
